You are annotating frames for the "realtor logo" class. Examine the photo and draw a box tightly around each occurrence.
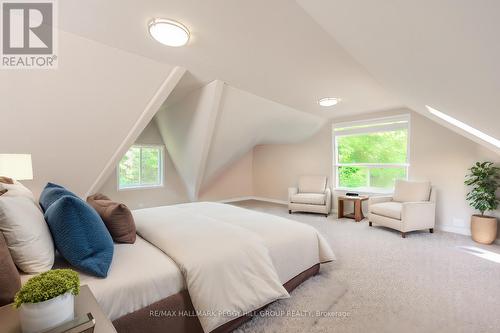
[1,0,57,68]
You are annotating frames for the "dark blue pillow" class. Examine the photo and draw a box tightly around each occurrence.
[44,195,114,277]
[39,183,79,212]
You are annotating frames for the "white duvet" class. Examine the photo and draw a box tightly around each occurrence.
[133,202,334,333]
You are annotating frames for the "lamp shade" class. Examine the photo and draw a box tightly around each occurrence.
[0,154,33,180]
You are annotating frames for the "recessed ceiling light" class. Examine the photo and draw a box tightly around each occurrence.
[148,18,190,47]
[318,97,340,107]
[426,105,500,148]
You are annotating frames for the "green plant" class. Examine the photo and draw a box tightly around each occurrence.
[464,161,500,216]
[14,269,79,308]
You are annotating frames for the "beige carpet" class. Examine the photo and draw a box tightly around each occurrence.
[230,200,500,333]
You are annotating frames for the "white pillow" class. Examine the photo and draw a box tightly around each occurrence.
[0,180,35,201]
[393,180,431,202]
[0,196,54,273]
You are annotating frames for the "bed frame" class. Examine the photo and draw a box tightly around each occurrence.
[113,263,320,333]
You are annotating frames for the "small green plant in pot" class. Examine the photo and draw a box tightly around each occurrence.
[15,269,80,333]
[464,161,500,244]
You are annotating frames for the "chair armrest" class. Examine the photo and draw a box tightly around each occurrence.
[368,196,393,206]
[325,188,331,212]
[288,187,298,202]
[402,201,436,231]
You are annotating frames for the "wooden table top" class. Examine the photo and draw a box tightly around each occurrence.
[338,195,369,201]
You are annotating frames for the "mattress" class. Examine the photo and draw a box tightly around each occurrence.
[168,202,334,283]
[20,202,333,325]
[21,236,185,321]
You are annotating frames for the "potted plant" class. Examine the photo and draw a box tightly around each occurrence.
[464,161,500,244]
[14,269,80,333]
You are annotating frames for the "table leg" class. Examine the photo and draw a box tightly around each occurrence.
[338,199,344,219]
[354,200,364,222]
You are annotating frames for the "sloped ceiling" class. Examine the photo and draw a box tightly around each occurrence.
[58,0,401,118]
[297,0,500,154]
[203,85,326,188]
[0,30,178,197]
[155,81,325,200]
[155,81,224,201]
[5,0,497,200]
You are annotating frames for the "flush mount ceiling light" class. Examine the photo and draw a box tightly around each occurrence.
[148,18,190,47]
[426,105,500,148]
[318,97,340,107]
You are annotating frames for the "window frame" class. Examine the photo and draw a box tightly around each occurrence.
[333,115,411,193]
[117,144,165,191]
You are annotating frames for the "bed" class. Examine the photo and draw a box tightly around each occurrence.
[21,202,334,333]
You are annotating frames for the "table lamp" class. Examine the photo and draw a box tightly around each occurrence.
[0,154,33,180]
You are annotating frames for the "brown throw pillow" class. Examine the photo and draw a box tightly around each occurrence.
[0,232,21,306]
[87,194,136,244]
[0,189,7,196]
[0,176,14,184]
[90,193,111,201]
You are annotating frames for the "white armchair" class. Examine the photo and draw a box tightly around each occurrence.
[368,180,436,238]
[288,175,331,217]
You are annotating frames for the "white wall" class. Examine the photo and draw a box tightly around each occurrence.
[199,150,254,202]
[298,0,500,154]
[154,80,325,202]
[253,109,500,238]
[98,121,255,209]
[98,121,189,209]
[203,84,326,187]
[97,107,499,241]
[253,123,333,200]
[155,81,224,201]
[0,30,174,198]
[409,111,500,236]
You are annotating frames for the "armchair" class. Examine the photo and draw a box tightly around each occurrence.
[368,180,436,238]
[288,176,331,217]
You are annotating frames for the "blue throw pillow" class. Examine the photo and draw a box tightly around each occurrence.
[39,183,79,212]
[44,195,114,277]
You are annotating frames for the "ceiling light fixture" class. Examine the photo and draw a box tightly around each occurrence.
[426,105,500,148]
[318,97,340,107]
[148,18,190,47]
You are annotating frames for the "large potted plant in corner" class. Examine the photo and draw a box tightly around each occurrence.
[464,161,500,244]
[14,269,80,333]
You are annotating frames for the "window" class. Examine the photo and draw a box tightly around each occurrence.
[118,145,164,190]
[333,115,409,191]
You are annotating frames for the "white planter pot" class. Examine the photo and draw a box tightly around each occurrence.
[19,292,74,333]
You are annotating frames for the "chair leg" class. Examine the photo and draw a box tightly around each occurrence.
[401,232,406,238]
[369,221,372,227]
[288,210,292,214]
[429,228,434,233]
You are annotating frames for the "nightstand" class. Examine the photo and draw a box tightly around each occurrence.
[0,285,117,333]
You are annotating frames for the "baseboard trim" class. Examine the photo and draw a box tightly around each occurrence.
[435,225,500,244]
[437,225,471,236]
[252,196,288,205]
[217,196,256,203]
[219,198,500,243]
[219,196,339,214]
[218,196,287,205]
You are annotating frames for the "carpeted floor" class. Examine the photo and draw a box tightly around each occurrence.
[230,200,500,333]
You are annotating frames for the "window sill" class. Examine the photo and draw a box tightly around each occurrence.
[333,187,393,195]
[118,184,164,191]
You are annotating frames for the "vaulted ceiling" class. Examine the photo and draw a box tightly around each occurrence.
[0,31,179,197]
[298,0,500,153]
[3,0,498,198]
[58,0,401,118]
[155,80,325,200]
[58,0,500,153]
